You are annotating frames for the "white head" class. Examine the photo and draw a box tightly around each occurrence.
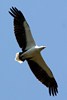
[35,45,46,51]
[39,46,46,51]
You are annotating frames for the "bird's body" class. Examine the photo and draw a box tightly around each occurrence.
[9,7,58,96]
[17,45,45,62]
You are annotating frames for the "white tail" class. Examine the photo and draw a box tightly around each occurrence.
[15,52,23,64]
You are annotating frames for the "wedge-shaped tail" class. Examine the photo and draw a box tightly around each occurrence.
[15,52,23,64]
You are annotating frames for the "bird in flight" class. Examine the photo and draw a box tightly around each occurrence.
[9,7,58,96]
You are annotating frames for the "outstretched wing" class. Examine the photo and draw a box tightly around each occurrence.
[27,53,58,96]
[9,7,36,51]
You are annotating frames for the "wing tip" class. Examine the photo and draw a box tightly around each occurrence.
[9,6,19,17]
[49,87,58,96]
[48,78,58,96]
[9,6,25,21]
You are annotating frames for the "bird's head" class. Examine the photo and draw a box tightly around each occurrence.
[39,46,46,51]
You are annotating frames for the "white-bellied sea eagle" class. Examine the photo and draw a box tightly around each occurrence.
[9,7,58,96]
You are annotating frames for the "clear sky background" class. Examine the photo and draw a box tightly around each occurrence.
[0,0,67,100]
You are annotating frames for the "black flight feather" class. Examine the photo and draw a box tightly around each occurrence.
[9,7,27,51]
[27,59,58,96]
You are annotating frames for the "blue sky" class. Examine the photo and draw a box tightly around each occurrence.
[0,0,67,100]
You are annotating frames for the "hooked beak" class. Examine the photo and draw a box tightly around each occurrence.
[43,46,46,49]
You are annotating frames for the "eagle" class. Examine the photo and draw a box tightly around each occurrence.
[9,7,58,96]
